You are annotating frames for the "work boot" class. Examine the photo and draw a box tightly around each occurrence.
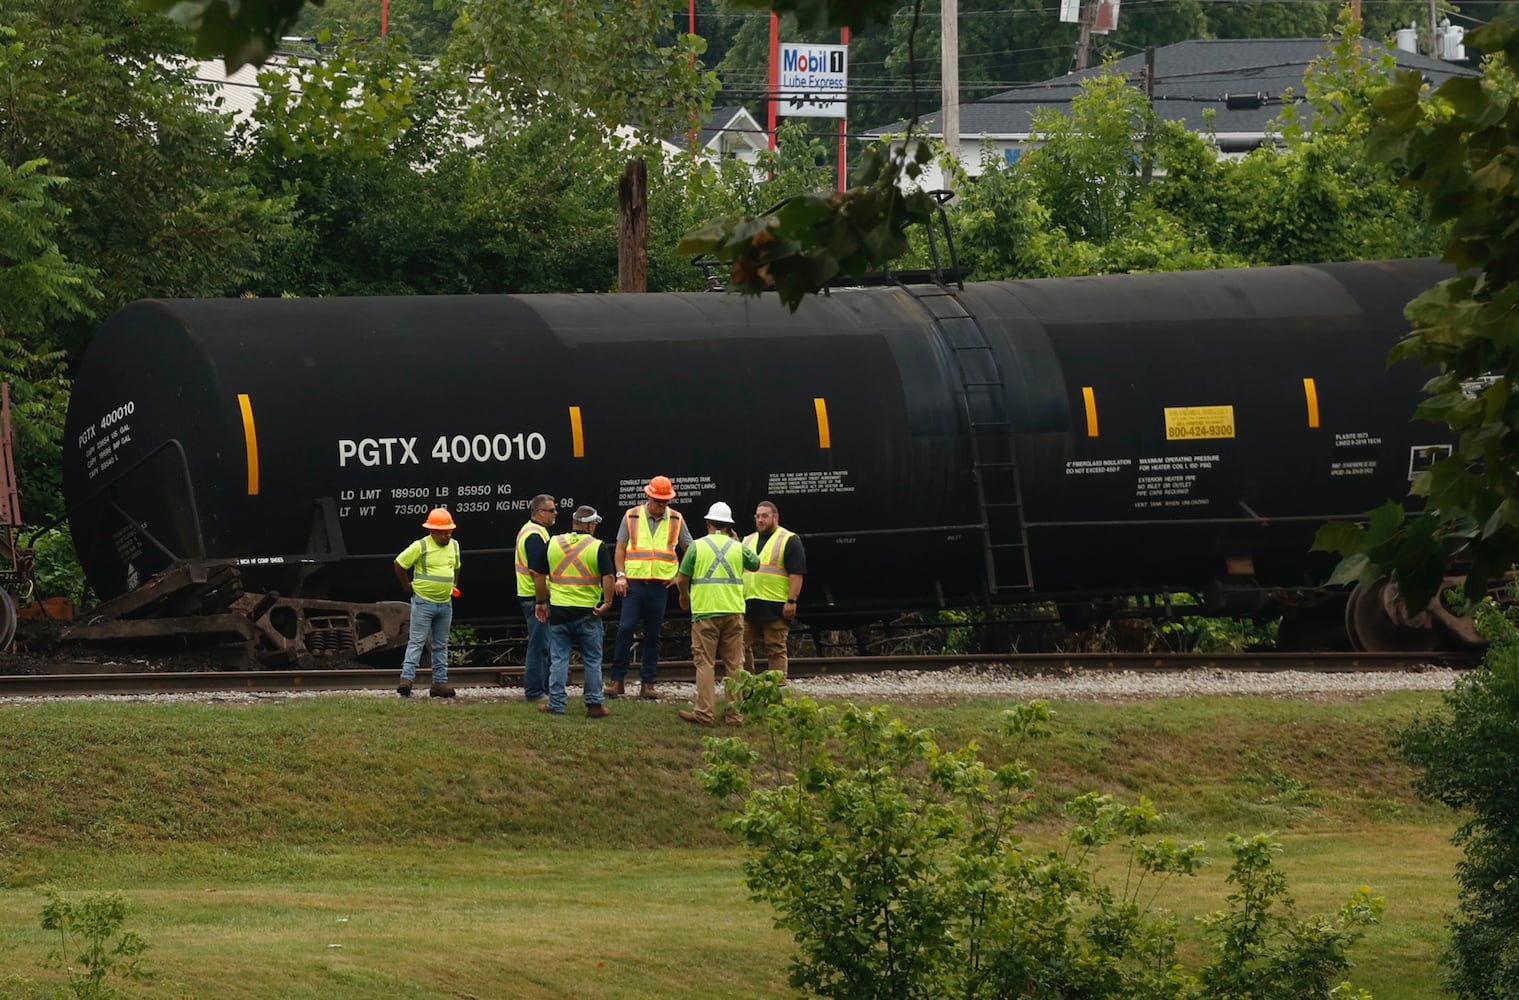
[678,710,713,727]
[586,704,611,719]
[428,682,456,698]
[640,682,659,700]
[396,680,413,698]
[605,680,624,699]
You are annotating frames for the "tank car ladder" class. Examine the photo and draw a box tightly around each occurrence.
[904,284,1036,595]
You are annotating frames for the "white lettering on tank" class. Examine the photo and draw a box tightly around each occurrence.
[336,437,421,467]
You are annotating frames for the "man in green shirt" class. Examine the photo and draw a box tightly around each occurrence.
[675,501,760,726]
[393,508,462,698]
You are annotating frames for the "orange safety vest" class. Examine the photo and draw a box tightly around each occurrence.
[623,503,683,581]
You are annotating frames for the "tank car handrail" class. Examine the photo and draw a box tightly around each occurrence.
[84,439,207,562]
[305,544,525,559]
[1022,513,1382,528]
[885,190,966,293]
[807,523,987,540]
[32,438,204,553]
[107,499,193,565]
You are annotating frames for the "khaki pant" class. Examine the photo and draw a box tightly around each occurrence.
[690,614,745,723]
[743,616,790,677]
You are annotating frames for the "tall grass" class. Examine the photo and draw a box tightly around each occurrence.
[0,691,1461,997]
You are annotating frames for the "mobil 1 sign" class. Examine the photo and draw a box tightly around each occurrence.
[779,42,848,118]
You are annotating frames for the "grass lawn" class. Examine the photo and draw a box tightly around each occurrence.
[0,689,1464,998]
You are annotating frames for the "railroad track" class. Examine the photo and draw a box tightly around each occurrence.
[0,651,1476,697]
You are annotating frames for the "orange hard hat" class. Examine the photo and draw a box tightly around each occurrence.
[422,508,457,530]
[644,475,676,501]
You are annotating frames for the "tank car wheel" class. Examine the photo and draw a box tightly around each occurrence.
[0,586,16,651]
[1344,578,1439,653]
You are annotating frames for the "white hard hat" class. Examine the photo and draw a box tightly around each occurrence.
[704,501,734,524]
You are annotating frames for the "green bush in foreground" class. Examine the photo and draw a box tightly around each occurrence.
[39,889,150,999]
[700,674,1381,1000]
[1397,600,1519,999]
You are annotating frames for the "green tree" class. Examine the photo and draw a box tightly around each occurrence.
[1,0,288,354]
[1396,602,1519,998]
[1313,19,1519,607]
[1159,17,1443,267]
[289,0,458,55]
[450,0,717,153]
[234,31,739,296]
[949,73,1238,281]
[235,35,479,296]
[0,158,96,521]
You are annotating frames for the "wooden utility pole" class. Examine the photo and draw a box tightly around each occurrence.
[941,0,959,183]
[1349,0,1360,22]
[1428,0,1439,55]
[1074,0,1097,71]
[617,160,648,293]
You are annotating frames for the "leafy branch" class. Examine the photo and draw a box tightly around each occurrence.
[677,142,936,310]
[682,0,940,310]
[1314,19,1519,608]
[139,0,318,71]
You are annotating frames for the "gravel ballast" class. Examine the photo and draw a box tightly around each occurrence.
[0,664,1465,706]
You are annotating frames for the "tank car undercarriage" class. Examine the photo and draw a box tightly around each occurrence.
[55,562,410,667]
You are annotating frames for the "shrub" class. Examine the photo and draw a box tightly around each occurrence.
[700,673,1381,999]
[1396,600,1519,998]
[39,889,151,999]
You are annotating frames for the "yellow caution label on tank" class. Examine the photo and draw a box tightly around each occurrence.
[1163,405,1236,441]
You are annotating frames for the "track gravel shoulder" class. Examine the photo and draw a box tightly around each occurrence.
[0,663,1464,707]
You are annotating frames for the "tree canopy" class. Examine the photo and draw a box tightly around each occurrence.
[1314,18,1519,609]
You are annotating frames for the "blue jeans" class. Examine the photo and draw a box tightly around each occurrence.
[520,598,550,700]
[401,594,452,683]
[611,580,668,684]
[547,613,605,713]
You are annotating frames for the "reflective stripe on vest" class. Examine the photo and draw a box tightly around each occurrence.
[515,521,549,598]
[624,504,681,581]
[414,537,460,584]
[548,533,602,608]
[743,528,794,602]
[690,535,746,616]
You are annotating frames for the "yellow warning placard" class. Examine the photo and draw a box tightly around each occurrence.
[1164,405,1236,441]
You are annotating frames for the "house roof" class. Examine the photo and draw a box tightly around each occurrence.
[864,38,1478,146]
[667,105,767,153]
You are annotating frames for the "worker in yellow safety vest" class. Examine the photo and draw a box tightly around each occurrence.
[531,505,614,718]
[742,500,806,682]
[393,507,463,698]
[515,494,558,703]
[608,475,692,700]
[676,501,760,726]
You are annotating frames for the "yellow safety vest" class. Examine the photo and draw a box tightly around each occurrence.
[623,504,682,582]
[515,521,549,598]
[690,534,746,616]
[547,533,603,608]
[743,528,794,603]
[399,536,460,603]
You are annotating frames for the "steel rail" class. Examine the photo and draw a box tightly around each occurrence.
[0,651,1476,697]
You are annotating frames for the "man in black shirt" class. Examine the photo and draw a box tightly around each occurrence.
[741,500,806,681]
